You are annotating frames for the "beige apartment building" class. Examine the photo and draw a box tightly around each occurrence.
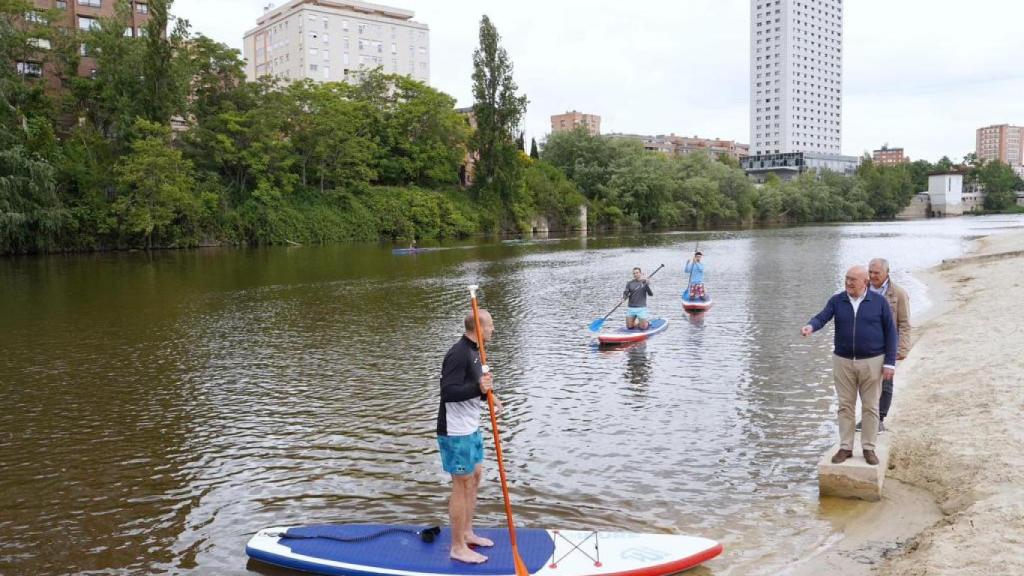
[976,124,1024,168]
[551,111,601,136]
[17,0,152,91]
[607,133,749,162]
[872,146,908,166]
[243,0,429,85]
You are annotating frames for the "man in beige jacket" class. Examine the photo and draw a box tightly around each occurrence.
[868,258,911,430]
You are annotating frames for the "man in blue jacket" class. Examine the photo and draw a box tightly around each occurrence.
[801,265,897,466]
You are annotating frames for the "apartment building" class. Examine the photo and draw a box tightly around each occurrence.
[550,111,601,136]
[243,0,429,85]
[16,0,152,90]
[872,146,907,166]
[749,0,844,157]
[605,133,750,162]
[976,124,1024,168]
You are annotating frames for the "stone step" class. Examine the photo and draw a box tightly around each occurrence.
[818,431,889,501]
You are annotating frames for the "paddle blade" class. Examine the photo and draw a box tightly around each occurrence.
[513,546,530,576]
[587,318,606,332]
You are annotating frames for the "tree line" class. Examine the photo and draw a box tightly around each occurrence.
[1,2,583,253]
[2,1,1020,254]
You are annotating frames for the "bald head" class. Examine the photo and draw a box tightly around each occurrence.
[844,265,869,298]
[464,309,494,344]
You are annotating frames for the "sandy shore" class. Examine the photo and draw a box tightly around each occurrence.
[788,229,1024,575]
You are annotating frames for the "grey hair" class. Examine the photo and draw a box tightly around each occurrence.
[869,258,890,273]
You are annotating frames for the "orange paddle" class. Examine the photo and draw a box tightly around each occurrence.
[468,285,529,576]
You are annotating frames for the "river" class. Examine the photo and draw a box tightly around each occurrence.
[2,215,1022,575]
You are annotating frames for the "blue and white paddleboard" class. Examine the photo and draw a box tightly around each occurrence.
[246,524,722,576]
[596,318,669,345]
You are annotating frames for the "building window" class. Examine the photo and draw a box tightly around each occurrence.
[17,61,43,77]
[78,0,101,6]
[56,0,67,8]
[78,16,98,31]
[28,38,51,49]
[136,2,148,13]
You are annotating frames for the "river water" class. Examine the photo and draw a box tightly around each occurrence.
[2,216,1022,575]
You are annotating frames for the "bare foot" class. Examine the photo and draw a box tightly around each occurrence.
[465,533,494,547]
[450,546,488,564]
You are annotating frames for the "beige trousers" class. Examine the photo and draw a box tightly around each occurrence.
[833,354,884,451]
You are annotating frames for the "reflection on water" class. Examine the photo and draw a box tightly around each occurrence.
[1,216,1022,575]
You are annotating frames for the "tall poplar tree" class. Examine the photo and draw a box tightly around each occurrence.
[470,15,527,206]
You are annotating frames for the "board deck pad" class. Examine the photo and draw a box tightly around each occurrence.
[597,318,669,344]
[253,525,553,574]
[247,523,722,576]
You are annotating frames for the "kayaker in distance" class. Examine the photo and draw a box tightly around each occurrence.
[684,251,708,302]
[623,267,653,330]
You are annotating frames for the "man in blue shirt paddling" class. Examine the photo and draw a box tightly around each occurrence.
[801,265,897,466]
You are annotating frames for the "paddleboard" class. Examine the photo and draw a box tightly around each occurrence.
[246,524,722,576]
[392,247,439,255]
[681,293,713,312]
[596,318,669,345]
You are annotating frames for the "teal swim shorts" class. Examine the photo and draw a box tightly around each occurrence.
[626,306,649,320]
[437,430,484,476]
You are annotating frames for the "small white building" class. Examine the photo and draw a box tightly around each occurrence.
[927,172,963,217]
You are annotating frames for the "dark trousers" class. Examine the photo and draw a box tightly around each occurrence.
[879,378,894,421]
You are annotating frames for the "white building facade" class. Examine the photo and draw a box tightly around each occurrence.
[749,0,843,157]
[243,0,429,85]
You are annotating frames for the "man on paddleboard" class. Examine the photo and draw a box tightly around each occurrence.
[684,251,708,301]
[437,310,497,564]
[623,267,654,330]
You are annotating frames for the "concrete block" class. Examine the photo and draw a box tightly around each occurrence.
[818,431,889,501]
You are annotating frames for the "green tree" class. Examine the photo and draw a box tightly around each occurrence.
[0,145,69,253]
[181,34,247,123]
[523,160,584,229]
[107,119,200,248]
[529,137,539,159]
[906,159,932,192]
[934,156,954,172]
[350,72,469,187]
[470,15,528,223]
[286,80,376,192]
[979,160,1017,211]
[856,159,914,219]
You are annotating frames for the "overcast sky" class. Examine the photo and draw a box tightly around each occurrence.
[172,0,1024,162]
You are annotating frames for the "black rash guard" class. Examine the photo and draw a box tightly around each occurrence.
[436,336,487,436]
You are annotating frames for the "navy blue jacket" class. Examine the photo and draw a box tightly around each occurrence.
[808,290,898,366]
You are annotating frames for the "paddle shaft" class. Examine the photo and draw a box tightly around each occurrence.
[468,288,528,575]
[600,263,665,323]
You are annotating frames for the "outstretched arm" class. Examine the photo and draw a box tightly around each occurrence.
[802,296,836,336]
